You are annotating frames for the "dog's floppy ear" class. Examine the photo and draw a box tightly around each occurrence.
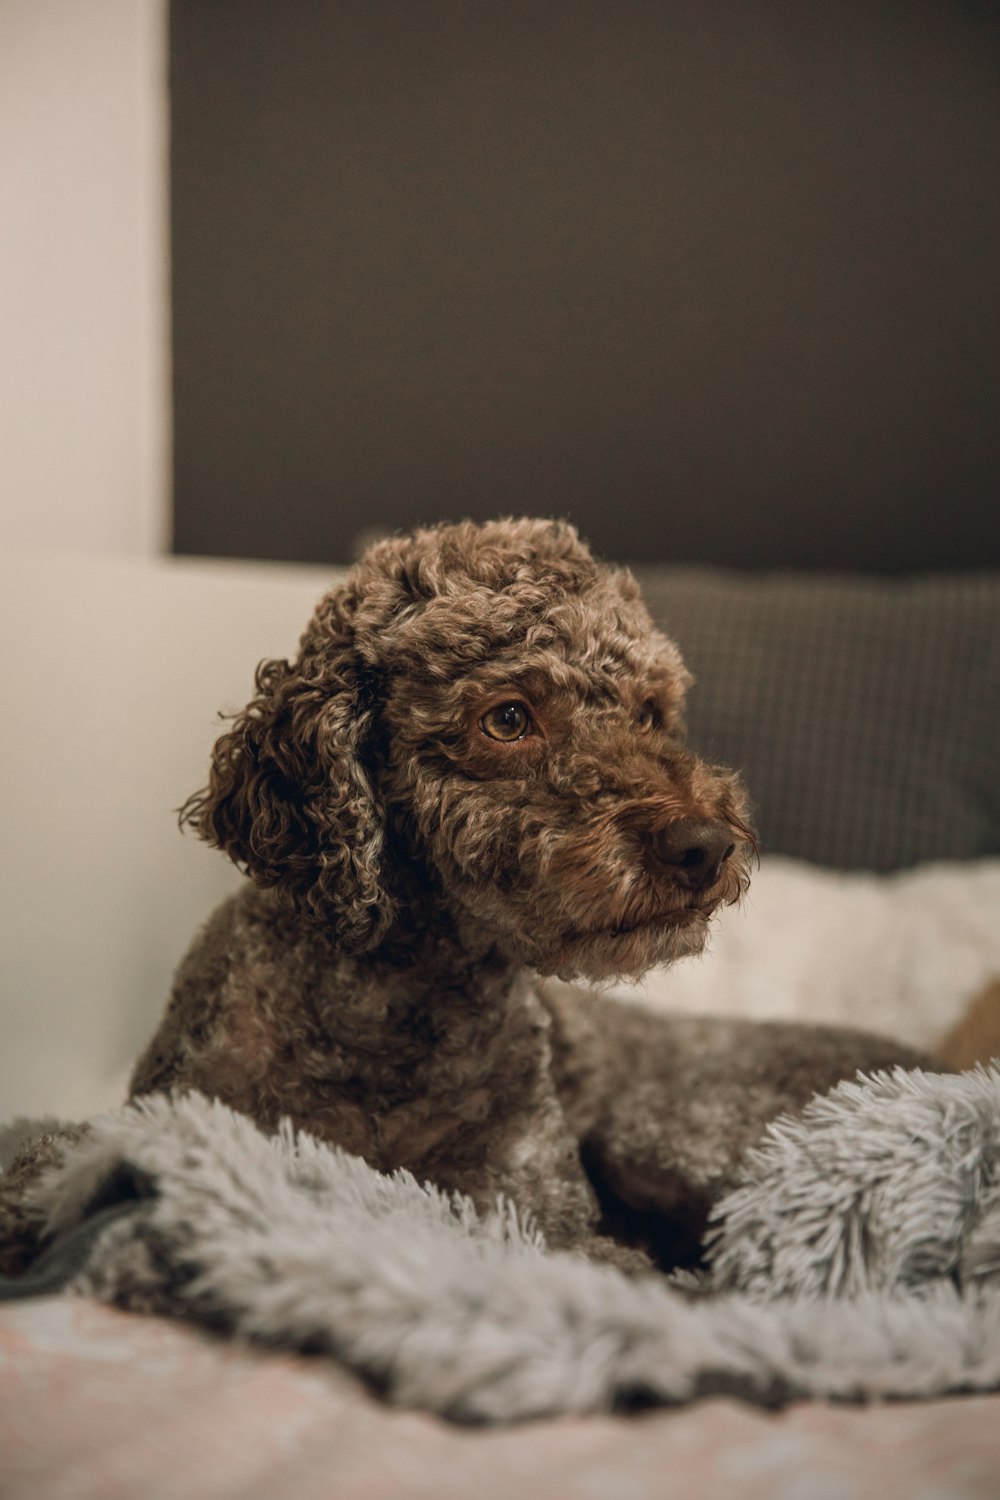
[181,592,392,952]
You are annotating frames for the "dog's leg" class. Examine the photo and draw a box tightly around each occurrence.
[542,983,938,1269]
[478,1091,655,1273]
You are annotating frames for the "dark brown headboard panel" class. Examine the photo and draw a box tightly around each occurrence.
[170,0,1000,568]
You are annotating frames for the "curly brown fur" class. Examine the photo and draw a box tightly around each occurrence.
[129,518,932,1272]
[0,1125,91,1276]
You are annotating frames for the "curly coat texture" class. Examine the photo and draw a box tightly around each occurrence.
[129,518,929,1269]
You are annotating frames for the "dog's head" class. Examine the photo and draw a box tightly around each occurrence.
[184,518,753,979]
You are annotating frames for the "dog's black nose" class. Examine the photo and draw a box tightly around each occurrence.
[651,819,735,892]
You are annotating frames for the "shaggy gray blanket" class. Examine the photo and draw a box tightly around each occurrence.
[7,1066,1000,1424]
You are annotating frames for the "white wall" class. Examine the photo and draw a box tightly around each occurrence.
[0,0,170,557]
[0,549,341,1120]
[0,8,345,1125]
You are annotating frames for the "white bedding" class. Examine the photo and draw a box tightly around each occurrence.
[612,856,1000,1050]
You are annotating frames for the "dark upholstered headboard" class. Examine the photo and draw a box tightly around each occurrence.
[169,1,1000,573]
[638,567,1000,870]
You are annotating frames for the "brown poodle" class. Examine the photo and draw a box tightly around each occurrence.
[130,518,928,1270]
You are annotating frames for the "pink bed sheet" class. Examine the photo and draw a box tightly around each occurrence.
[2,1295,998,1500]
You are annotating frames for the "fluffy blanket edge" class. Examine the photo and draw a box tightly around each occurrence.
[5,1066,1000,1425]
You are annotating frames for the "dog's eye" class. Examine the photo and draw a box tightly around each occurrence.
[480,702,532,742]
[636,699,658,734]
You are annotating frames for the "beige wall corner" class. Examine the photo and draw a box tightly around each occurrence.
[0,0,170,558]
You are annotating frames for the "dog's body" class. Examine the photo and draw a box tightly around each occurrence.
[131,519,928,1268]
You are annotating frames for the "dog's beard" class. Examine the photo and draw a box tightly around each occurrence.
[536,908,712,982]
[445,860,736,983]
[418,777,751,982]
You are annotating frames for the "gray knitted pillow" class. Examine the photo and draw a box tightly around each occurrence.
[636,568,1000,872]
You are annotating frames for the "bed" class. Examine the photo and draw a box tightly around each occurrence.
[2,548,998,1498]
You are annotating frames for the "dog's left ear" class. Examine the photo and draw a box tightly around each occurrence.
[181,590,393,951]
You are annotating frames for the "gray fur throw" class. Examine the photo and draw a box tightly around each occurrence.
[8,1067,1000,1424]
